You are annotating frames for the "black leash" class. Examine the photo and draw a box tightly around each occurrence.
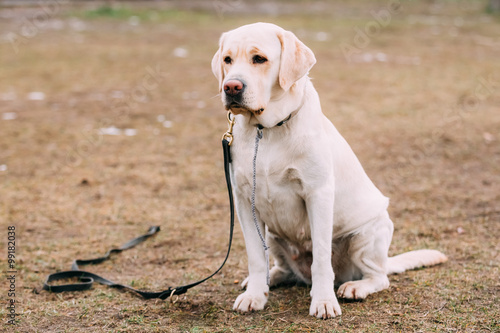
[42,117,236,300]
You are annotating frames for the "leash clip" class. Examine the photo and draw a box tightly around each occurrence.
[169,288,179,304]
[222,111,235,146]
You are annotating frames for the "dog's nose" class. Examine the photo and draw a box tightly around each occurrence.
[224,80,245,96]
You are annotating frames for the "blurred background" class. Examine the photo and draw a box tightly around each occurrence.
[0,1,499,332]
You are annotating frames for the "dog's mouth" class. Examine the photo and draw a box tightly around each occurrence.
[225,103,264,115]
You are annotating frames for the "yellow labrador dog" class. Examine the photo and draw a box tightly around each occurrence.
[212,22,447,319]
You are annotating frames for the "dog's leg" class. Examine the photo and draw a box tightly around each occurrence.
[267,234,295,287]
[337,211,393,300]
[233,199,269,312]
[241,233,294,289]
[306,190,342,319]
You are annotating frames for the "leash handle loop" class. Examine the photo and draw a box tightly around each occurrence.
[42,139,236,301]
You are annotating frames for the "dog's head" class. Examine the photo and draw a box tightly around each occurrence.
[212,23,316,124]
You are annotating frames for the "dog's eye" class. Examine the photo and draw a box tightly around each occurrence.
[252,55,267,64]
[224,56,232,64]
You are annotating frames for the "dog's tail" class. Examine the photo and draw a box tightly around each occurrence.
[387,249,448,275]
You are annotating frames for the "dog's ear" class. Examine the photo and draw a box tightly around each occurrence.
[277,30,316,91]
[211,33,226,93]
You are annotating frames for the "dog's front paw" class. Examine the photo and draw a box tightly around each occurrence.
[233,290,268,312]
[309,295,342,319]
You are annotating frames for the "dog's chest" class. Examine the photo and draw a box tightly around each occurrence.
[232,137,310,242]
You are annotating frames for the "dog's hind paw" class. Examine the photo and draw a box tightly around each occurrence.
[269,266,294,287]
[337,281,369,299]
[337,276,389,300]
[240,277,249,289]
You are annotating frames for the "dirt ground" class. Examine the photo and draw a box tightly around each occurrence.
[0,0,499,332]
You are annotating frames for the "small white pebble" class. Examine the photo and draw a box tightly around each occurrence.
[483,132,495,143]
[362,53,374,63]
[124,128,137,136]
[315,31,329,42]
[173,47,188,58]
[2,112,17,120]
[128,16,140,26]
[27,92,45,100]
[375,52,388,62]
[99,126,121,135]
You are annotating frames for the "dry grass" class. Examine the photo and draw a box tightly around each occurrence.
[0,1,499,332]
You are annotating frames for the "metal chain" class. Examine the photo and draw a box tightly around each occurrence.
[251,128,270,286]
